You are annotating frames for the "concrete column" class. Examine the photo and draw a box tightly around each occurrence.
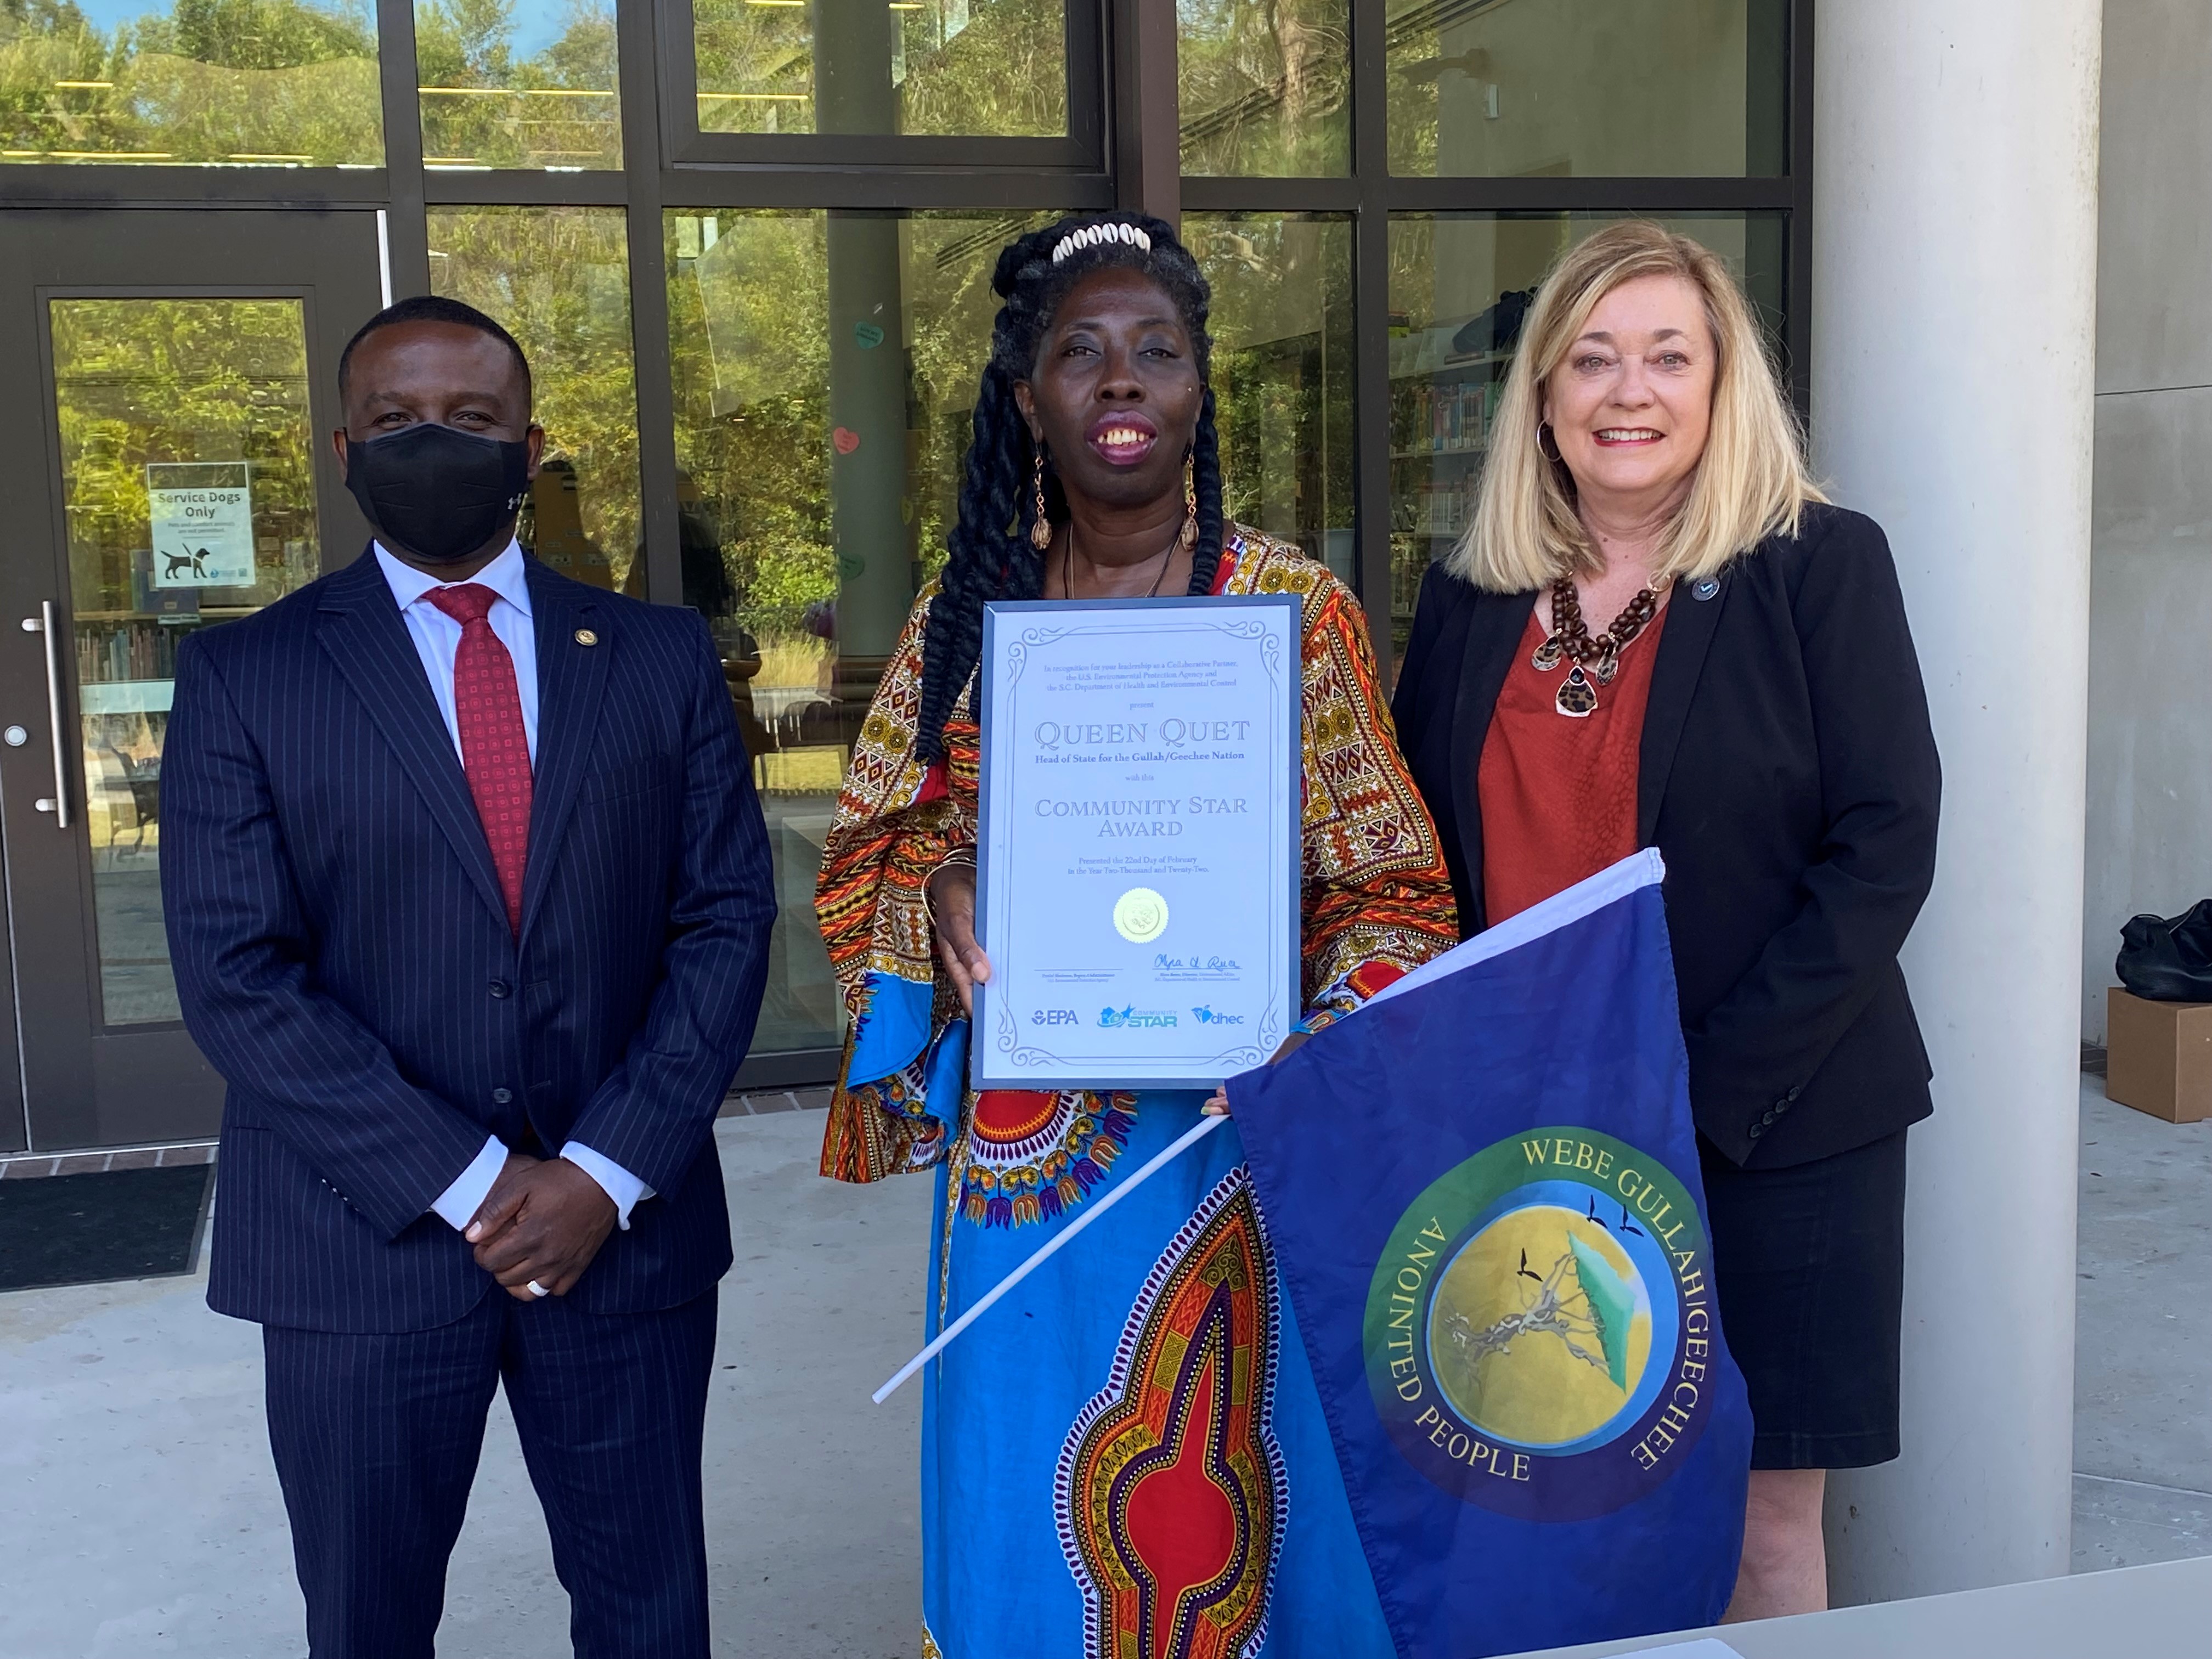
[1810,1,2102,1603]
[2079,0,2212,1041]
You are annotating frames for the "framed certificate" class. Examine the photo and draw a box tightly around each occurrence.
[973,595,1303,1091]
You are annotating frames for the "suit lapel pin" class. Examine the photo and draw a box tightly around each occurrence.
[574,628,599,646]
[1691,578,1720,602]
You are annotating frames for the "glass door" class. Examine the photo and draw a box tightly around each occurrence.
[0,210,382,1153]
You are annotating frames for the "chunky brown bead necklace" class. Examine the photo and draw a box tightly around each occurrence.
[1531,576,1664,717]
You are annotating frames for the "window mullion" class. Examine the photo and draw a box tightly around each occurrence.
[375,0,431,298]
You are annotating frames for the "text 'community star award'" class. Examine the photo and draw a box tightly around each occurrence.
[974,595,1302,1090]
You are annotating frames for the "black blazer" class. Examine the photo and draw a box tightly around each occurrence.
[1391,504,1942,1169]
[163,549,776,1331]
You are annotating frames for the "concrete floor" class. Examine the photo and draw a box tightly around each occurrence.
[0,1114,930,1659]
[0,1080,2203,1657]
[2069,1076,2212,1571]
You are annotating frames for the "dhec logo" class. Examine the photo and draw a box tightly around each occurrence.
[1363,1127,1717,1520]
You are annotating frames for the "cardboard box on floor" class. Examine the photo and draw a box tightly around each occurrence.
[2106,987,2212,1124]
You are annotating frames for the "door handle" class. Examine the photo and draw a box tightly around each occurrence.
[20,602,70,828]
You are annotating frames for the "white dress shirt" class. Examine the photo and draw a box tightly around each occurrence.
[374,542,652,1234]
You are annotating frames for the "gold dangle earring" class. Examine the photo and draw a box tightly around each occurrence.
[1177,457,1198,551]
[1029,451,1054,551]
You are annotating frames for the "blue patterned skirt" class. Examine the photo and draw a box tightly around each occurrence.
[917,1086,1397,1659]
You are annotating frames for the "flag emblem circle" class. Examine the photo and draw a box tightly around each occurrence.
[1363,1126,1718,1520]
[1113,887,1169,943]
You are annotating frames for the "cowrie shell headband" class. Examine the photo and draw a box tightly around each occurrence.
[1051,222,1153,263]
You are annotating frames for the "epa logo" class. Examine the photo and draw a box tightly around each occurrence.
[1030,1008,1079,1026]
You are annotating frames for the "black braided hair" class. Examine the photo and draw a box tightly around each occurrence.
[913,212,1224,763]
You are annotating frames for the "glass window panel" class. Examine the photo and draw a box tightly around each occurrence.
[1386,0,1788,178]
[665,207,1060,1055]
[1178,1,1348,177]
[1385,212,1784,671]
[428,206,641,591]
[1187,212,1356,583]
[0,0,381,166]
[50,298,321,1023]
[690,0,1066,138]
[415,0,620,171]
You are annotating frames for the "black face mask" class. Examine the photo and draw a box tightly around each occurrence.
[341,421,532,564]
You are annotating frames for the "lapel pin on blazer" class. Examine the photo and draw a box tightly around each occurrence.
[1692,577,1721,601]
[574,628,599,646]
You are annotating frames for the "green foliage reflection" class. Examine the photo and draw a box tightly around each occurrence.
[1,0,381,163]
[49,296,323,1025]
[668,211,830,636]
[665,208,1366,640]
[1191,212,1355,573]
[50,297,319,618]
[665,210,1051,644]
[415,0,620,171]
[1178,0,1348,178]
[690,0,1065,138]
[428,206,640,590]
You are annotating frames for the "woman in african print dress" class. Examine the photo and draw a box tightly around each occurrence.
[815,214,1459,1659]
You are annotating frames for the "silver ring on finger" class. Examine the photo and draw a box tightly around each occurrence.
[527,1279,550,1299]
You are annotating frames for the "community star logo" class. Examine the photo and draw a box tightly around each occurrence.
[1363,1127,1718,1520]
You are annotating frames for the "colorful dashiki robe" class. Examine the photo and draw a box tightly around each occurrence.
[816,528,1460,1659]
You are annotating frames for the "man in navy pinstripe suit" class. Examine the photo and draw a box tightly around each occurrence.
[162,296,775,1658]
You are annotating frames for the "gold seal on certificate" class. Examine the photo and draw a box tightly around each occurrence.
[1112,887,1169,944]
[972,595,1303,1091]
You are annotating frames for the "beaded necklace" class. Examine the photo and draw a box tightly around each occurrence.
[1531,576,1665,717]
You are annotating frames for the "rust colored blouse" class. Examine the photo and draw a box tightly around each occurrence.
[1478,601,1669,926]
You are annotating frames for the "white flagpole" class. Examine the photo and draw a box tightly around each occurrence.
[871,1111,1229,1404]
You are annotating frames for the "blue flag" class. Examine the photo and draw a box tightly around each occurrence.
[1232,851,1753,1657]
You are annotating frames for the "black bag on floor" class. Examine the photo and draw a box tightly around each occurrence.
[2116,900,2212,1001]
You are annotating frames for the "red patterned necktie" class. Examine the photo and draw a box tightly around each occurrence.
[425,583,532,933]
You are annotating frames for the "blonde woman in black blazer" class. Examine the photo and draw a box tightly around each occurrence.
[1391,223,1940,1621]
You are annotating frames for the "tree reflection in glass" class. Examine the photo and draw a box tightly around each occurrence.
[1187,211,1356,580]
[415,0,622,171]
[48,297,320,1024]
[428,205,641,588]
[1178,0,1348,178]
[0,0,382,165]
[664,208,1060,1055]
[690,0,1067,138]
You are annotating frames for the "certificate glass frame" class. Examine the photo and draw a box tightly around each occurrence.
[973,595,1303,1091]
